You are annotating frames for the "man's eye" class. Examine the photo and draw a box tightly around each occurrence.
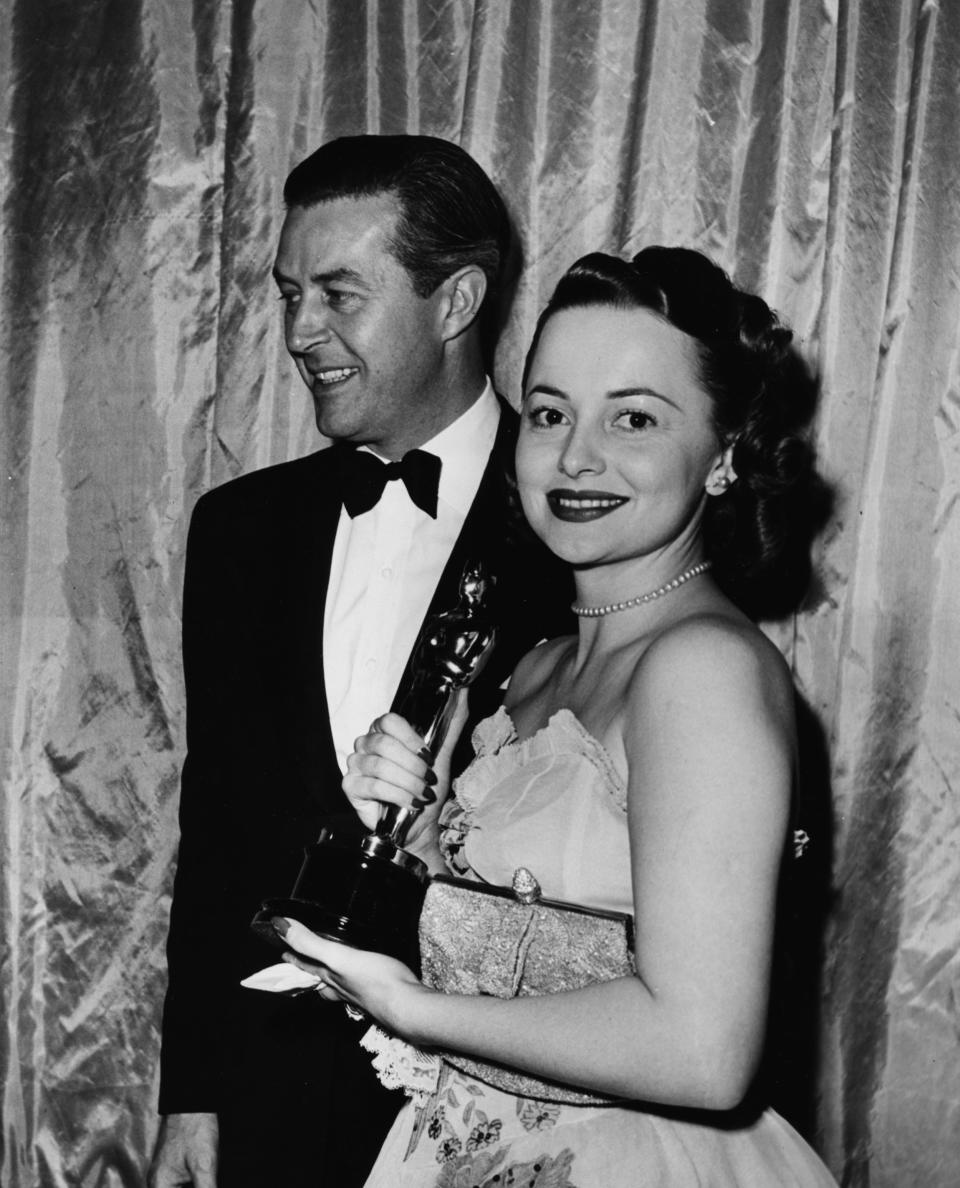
[326,288,358,308]
[614,409,656,431]
[277,291,299,308]
[527,405,568,428]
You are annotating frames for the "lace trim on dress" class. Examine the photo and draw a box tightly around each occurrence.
[359,1026,442,1104]
[546,710,627,813]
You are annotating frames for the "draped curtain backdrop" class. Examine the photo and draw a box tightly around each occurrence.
[2,1,958,1184]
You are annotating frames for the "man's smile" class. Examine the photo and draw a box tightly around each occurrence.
[310,366,360,386]
[546,489,629,521]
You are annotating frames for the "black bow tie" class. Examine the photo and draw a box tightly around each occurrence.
[335,446,442,519]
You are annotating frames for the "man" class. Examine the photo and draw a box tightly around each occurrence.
[150,135,571,1188]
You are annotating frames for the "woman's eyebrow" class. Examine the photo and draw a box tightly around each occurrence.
[526,384,570,399]
[525,383,681,412]
[608,386,681,411]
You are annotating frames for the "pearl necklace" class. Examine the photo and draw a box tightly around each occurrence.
[571,561,712,618]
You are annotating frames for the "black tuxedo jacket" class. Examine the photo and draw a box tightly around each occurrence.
[158,406,572,1185]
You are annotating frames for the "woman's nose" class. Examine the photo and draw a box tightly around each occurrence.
[559,425,605,477]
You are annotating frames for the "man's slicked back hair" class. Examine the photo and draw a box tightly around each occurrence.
[283,135,511,320]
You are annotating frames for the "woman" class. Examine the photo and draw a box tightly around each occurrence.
[277,247,837,1185]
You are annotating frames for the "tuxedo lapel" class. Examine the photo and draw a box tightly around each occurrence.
[301,449,343,634]
[390,405,517,711]
[281,450,347,809]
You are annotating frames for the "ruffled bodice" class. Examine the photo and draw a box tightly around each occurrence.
[439,706,634,915]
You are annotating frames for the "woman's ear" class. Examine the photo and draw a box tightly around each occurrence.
[705,442,738,496]
[438,265,487,342]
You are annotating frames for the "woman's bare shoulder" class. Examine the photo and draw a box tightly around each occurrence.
[621,612,796,844]
[627,611,795,730]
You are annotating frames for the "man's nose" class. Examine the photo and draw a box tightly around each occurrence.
[287,296,333,354]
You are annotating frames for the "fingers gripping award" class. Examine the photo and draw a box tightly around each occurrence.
[251,562,497,966]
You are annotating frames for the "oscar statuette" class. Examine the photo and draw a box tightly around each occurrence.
[251,561,496,966]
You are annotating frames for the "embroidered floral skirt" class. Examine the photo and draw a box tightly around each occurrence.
[362,1062,837,1187]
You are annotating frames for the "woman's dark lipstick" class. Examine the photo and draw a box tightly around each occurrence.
[546,489,629,522]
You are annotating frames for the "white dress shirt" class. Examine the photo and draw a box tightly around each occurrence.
[323,382,501,772]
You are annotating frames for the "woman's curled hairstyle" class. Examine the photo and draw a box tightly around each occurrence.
[524,247,825,617]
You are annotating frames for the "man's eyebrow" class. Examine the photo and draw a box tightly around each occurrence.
[272,265,368,286]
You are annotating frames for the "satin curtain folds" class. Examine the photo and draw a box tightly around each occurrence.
[2,1,959,1185]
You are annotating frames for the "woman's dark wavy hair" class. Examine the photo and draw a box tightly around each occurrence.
[523,247,826,617]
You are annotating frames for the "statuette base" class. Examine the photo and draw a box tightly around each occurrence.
[251,827,429,968]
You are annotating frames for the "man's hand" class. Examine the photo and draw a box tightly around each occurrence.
[148,1112,218,1188]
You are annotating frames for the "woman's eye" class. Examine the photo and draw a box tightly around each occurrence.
[614,409,656,431]
[278,290,299,309]
[527,405,568,429]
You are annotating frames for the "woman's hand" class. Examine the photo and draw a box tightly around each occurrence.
[275,917,433,1039]
[343,712,436,833]
[342,692,468,858]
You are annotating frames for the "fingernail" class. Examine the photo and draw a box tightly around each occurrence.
[271,917,290,937]
[424,768,438,786]
[417,745,433,763]
[419,788,437,805]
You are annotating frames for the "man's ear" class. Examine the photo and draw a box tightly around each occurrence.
[438,265,488,343]
[705,442,738,496]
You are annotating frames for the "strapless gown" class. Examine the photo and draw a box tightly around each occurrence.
[362,707,838,1187]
